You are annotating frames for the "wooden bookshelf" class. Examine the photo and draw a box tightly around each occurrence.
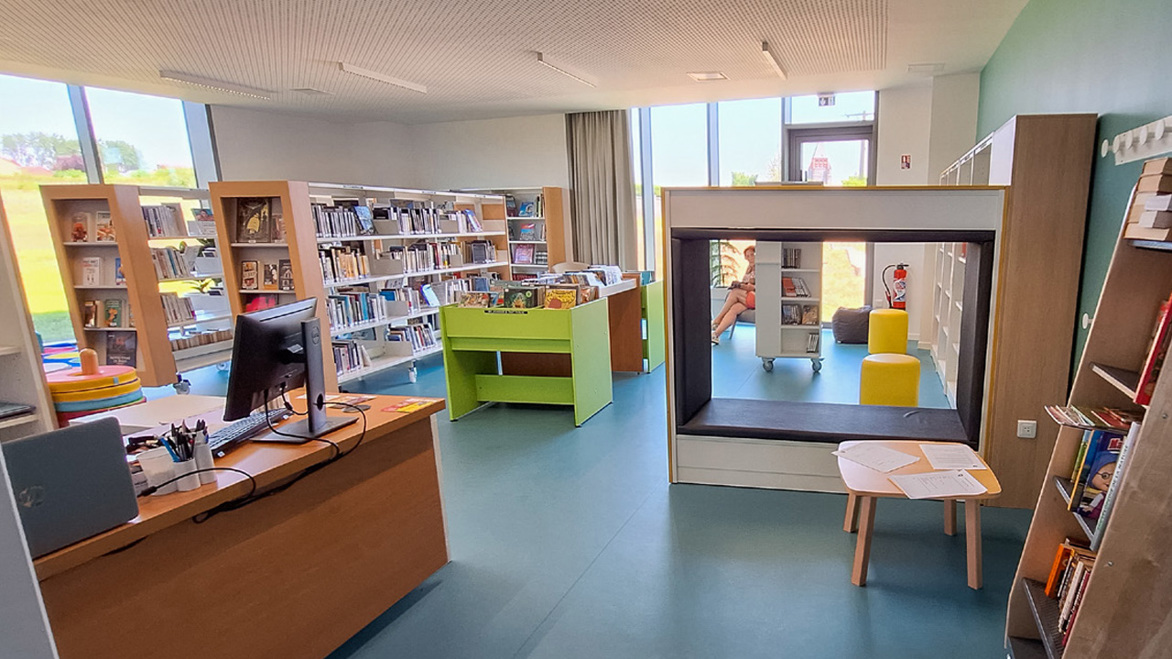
[462,186,570,278]
[933,114,1097,508]
[0,191,55,439]
[41,184,231,388]
[1005,196,1172,656]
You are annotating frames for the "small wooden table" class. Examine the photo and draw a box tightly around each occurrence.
[837,440,1002,590]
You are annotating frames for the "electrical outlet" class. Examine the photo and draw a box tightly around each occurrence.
[1017,420,1038,439]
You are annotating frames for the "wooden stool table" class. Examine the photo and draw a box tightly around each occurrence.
[837,440,1002,590]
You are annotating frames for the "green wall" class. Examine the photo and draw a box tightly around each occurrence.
[978,0,1172,364]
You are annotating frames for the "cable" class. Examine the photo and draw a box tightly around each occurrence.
[262,394,341,459]
[327,401,368,458]
[281,390,307,416]
[138,466,258,498]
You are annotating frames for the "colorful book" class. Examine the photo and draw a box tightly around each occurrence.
[69,211,91,242]
[83,301,98,328]
[1069,429,1123,512]
[236,198,272,243]
[103,299,122,327]
[94,211,115,242]
[262,262,279,290]
[278,259,294,291]
[1136,291,1172,405]
[240,261,259,290]
[502,288,539,308]
[459,292,490,308]
[80,257,101,286]
[105,331,136,367]
[114,257,125,286]
[544,288,578,309]
[1091,421,1141,551]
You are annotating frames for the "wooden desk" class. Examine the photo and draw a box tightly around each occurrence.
[837,440,1002,590]
[35,394,448,659]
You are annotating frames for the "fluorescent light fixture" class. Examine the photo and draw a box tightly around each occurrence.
[687,71,728,82]
[907,62,945,75]
[536,52,596,88]
[761,41,787,80]
[292,87,333,96]
[159,70,273,100]
[339,62,427,94]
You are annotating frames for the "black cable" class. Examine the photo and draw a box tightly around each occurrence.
[263,394,341,458]
[281,390,307,416]
[328,401,368,458]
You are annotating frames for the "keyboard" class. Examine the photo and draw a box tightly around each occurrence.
[208,409,291,457]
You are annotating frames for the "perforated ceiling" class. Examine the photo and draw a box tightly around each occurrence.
[0,0,1026,123]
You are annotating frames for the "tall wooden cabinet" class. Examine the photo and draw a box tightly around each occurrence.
[934,114,1098,508]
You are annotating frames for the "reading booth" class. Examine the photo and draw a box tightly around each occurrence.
[663,186,1007,491]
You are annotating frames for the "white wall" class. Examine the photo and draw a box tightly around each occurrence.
[876,83,933,186]
[0,452,59,658]
[211,107,417,186]
[871,243,927,342]
[927,73,981,180]
[410,114,570,190]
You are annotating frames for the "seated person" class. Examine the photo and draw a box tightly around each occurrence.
[711,245,755,344]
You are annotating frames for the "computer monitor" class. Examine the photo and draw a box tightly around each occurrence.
[224,297,355,441]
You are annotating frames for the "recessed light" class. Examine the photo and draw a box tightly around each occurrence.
[536,52,596,88]
[762,41,787,80]
[339,62,427,94]
[687,72,728,82]
[159,70,273,100]
[907,62,945,75]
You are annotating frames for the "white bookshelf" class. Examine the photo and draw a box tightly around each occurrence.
[928,241,966,405]
[0,191,55,439]
[755,241,824,372]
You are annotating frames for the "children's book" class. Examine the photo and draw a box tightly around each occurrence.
[513,244,535,264]
[80,257,101,286]
[94,211,116,242]
[544,287,577,309]
[1069,429,1123,513]
[459,292,490,308]
[103,299,122,327]
[105,331,136,367]
[236,198,271,243]
[240,260,259,290]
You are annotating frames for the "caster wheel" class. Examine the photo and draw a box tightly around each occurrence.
[762,359,774,372]
[811,359,822,373]
[174,379,191,395]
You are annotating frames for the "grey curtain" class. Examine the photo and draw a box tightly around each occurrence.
[566,110,637,268]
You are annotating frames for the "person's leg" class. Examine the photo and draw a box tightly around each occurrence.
[714,302,746,338]
[713,289,748,327]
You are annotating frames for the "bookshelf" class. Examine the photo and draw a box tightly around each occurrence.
[211,181,511,387]
[1005,192,1172,657]
[41,184,232,388]
[755,241,823,372]
[932,114,1097,508]
[0,191,55,439]
[461,186,570,279]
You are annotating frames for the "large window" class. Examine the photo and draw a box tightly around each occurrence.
[718,97,782,186]
[649,103,707,277]
[0,75,85,342]
[630,108,644,270]
[85,87,197,188]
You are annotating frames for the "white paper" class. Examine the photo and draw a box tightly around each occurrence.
[833,444,920,473]
[919,444,987,470]
[888,470,988,500]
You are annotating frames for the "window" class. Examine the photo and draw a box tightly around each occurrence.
[0,74,85,343]
[718,97,782,186]
[630,108,644,270]
[85,87,197,187]
[789,91,876,124]
[649,103,707,277]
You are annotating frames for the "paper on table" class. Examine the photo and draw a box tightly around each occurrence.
[919,444,987,470]
[833,444,920,473]
[889,470,988,500]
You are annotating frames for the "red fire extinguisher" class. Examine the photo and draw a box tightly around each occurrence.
[883,263,909,309]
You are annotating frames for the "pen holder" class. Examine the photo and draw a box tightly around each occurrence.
[193,439,216,485]
[173,458,201,492]
[138,448,177,496]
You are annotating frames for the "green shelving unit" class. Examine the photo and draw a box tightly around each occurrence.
[440,299,613,426]
[642,280,665,372]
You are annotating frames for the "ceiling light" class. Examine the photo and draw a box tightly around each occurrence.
[687,72,728,82]
[907,62,945,75]
[339,62,427,94]
[159,70,273,100]
[761,42,787,80]
[292,87,333,96]
[536,52,596,88]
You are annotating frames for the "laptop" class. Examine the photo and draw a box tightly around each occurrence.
[3,418,139,558]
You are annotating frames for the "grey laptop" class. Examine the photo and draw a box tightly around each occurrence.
[3,418,139,558]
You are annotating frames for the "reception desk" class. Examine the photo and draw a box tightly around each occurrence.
[34,394,448,659]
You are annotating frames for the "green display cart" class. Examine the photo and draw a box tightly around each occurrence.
[642,280,665,372]
[440,299,613,426]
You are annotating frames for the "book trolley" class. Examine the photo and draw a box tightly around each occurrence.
[440,299,612,426]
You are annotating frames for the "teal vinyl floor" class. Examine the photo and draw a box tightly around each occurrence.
[149,328,1028,659]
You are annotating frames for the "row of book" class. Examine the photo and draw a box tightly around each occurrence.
[511,244,548,265]
[67,209,115,243]
[458,276,601,310]
[83,298,130,328]
[782,276,812,297]
[319,247,371,283]
[1123,157,1172,241]
[142,204,184,238]
[505,194,543,218]
[160,292,197,325]
[169,328,232,351]
[1044,405,1141,432]
[1135,289,1172,406]
[239,260,294,291]
[326,291,388,330]
[150,246,195,280]
[404,242,462,271]
[79,256,124,287]
[387,323,438,352]
[782,304,819,326]
[511,221,545,241]
[332,341,371,377]
[1068,423,1141,550]
[1044,539,1096,648]
[781,247,803,269]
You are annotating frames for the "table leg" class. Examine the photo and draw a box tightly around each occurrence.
[944,499,956,536]
[851,496,876,587]
[844,492,859,533]
[965,499,982,590]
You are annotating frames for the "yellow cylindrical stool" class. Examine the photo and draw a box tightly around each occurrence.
[859,353,920,406]
[868,309,909,355]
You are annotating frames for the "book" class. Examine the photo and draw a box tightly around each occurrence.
[459,292,490,308]
[544,287,578,309]
[1139,210,1172,229]
[278,259,294,291]
[1142,157,1172,176]
[103,299,122,327]
[80,257,101,286]
[262,262,279,290]
[519,201,536,217]
[114,257,125,285]
[1146,194,1172,212]
[271,212,286,242]
[420,284,441,308]
[94,211,115,242]
[1069,429,1123,512]
[69,211,91,241]
[1136,291,1172,405]
[236,198,272,243]
[105,331,136,367]
[513,244,535,264]
[1137,173,1172,193]
[83,300,98,327]
[503,287,539,309]
[801,304,819,325]
[240,260,259,290]
[188,208,217,236]
[1074,438,1122,521]
[1090,421,1140,551]
[807,331,820,353]
[354,206,375,235]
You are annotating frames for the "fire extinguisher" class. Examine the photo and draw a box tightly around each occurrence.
[883,263,909,309]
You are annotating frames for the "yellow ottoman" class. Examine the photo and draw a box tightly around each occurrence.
[868,309,909,354]
[860,354,920,406]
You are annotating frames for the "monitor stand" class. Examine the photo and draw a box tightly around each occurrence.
[253,317,356,443]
